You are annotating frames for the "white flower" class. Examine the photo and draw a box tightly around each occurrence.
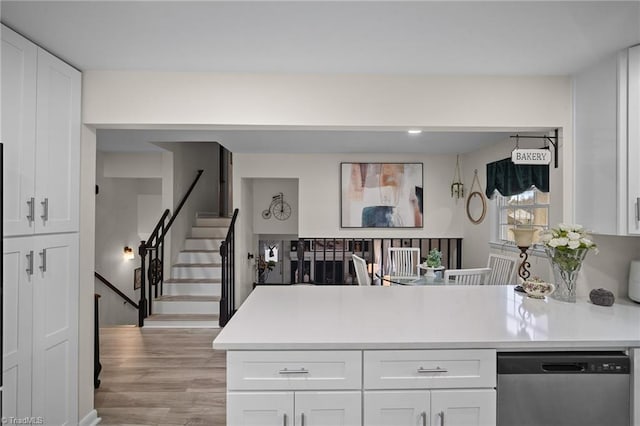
[548,238,565,247]
[567,231,581,240]
[567,240,581,249]
[580,238,594,247]
[558,223,570,231]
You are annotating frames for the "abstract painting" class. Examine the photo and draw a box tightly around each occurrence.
[341,162,423,228]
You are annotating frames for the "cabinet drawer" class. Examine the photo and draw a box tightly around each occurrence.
[227,351,362,390]
[364,349,496,389]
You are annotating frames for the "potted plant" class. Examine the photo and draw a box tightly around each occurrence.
[422,248,444,278]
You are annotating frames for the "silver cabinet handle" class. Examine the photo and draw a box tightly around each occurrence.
[41,198,49,221]
[26,197,35,223]
[439,411,445,426]
[39,249,47,272]
[636,197,640,222]
[417,366,448,373]
[300,413,305,426]
[421,411,427,426]
[283,413,287,426]
[278,368,308,375]
[26,250,34,275]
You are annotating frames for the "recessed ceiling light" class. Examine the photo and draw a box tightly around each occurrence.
[408,130,422,134]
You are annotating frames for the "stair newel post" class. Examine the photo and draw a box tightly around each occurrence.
[138,241,147,327]
[219,240,228,326]
[159,219,165,296]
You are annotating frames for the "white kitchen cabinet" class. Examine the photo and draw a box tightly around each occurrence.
[574,44,640,235]
[228,392,294,426]
[627,44,640,234]
[227,391,361,426]
[364,389,495,426]
[2,233,79,425]
[1,25,80,237]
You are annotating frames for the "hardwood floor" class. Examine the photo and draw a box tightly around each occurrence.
[95,327,226,425]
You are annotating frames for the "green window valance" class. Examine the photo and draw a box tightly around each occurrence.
[485,157,549,198]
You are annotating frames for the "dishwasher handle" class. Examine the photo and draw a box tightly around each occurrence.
[541,362,587,373]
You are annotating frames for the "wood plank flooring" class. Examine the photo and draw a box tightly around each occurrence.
[94,327,226,425]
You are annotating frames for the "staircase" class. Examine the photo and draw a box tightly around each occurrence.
[144,215,230,328]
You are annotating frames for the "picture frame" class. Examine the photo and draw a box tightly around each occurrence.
[340,162,424,228]
[134,267,142,290]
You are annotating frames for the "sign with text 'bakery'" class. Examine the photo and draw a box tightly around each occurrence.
[511,149,551,165]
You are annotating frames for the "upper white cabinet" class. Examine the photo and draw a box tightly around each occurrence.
[627,45,640,235]
[574,44,640,235]
[2,25,80,237]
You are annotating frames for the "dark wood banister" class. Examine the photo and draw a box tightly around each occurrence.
[138,169,205,326]
[94,271,139,309]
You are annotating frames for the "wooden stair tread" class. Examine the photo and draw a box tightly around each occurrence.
[155,295,219,302]
[146,314,219,321]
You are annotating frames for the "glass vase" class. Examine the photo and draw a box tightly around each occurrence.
[545,247,588,303]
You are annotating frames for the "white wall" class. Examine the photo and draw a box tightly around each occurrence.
[78,125,97,423]
[95,151,163,325]
[155,142,220,264]
[102,152,164,178]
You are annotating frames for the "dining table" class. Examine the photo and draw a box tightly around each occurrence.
[375,272,445,286]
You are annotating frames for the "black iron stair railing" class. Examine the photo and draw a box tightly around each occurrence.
[138,169,204,326]
[219,208,239,327]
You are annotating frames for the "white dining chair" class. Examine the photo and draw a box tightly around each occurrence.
[388,247,421,279]
[352,254,371,285]
[486,253,518,285]
[443,267,492,285]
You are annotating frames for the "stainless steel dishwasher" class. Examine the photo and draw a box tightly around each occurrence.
[497,351,630,426]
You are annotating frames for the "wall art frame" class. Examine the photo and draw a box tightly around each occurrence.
[340,162,424,228]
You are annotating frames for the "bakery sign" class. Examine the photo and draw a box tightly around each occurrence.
[511,149,551,165]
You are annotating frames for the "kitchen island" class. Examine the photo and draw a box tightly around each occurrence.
[213,285,640,425]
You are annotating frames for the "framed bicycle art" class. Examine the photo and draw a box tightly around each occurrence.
[340,162,423,228]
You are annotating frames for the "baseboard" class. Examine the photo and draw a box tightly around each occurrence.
[79,409,101,426]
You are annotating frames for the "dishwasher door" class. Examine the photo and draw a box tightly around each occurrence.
[497,351,630,426]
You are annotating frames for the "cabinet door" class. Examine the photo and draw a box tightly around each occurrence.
[364,390,430,426]
[295,391,361,426]
[628,44,640,235]
[35,48,81,234]
[2,237,34,418]
[31,233,79,425]
[1,25,37,237]
[227,392,294,426]
[430,389,496,426]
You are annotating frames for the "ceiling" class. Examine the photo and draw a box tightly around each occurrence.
[3,1,638,154]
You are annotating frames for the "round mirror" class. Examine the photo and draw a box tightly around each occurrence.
[466,191,487,224]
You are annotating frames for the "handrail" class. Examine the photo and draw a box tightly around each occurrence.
[163,169,204,240]
[219,208,239,327]
[138,169,204,326]
[94,272,139,309]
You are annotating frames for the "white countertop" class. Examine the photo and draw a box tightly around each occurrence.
[212,285,640,351]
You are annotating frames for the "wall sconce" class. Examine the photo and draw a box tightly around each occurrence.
[511,228,537,292]
[123,246,135,260]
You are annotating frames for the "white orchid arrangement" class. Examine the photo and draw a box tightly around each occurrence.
[539,223,598,253]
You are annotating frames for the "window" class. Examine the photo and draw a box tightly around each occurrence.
[496,188,549,244]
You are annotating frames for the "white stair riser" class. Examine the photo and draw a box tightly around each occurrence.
[184,238,224,250]
[196,217,231,227]
[192,227,227,238]
[172,266,221,279]
[144,320,220,329]
[177,251,221,264]
[164,283,221,297]
[154,300,220,315]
